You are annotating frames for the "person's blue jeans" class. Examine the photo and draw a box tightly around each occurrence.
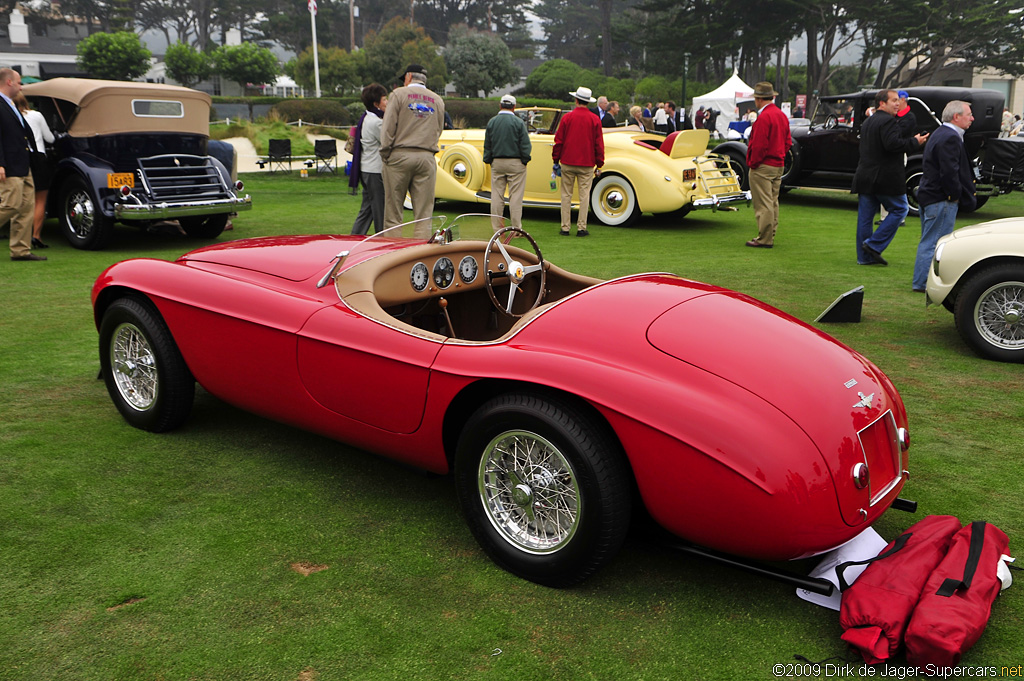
[857,193,908,263]
[913,200,958,290]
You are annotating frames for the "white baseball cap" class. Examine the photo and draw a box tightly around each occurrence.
[500,94,516,106]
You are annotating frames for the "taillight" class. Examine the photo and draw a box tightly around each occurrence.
[235,180,245,191]
[120,185,132,196]
[852,462,870,489]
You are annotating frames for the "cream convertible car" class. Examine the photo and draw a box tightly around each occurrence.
[433,108,750,227]
[926,217,1024,362]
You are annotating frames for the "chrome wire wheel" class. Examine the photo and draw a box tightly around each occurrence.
[478,429,581,554]
[110,322,159,411]
[66,188,97,239]
[973,280,1024,350]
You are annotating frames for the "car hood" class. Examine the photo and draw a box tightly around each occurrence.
[178,234,396,282]
[946,217,1024,240]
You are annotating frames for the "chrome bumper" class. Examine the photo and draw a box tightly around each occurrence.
[115,195,252,221]
[691,191,752,211]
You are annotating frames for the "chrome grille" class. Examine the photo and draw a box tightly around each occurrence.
[137,154,229,201]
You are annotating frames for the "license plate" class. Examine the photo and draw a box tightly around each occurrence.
[107,172,135,188]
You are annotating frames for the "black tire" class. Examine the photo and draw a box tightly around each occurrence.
[952,264,1024,362]
[180,214,229,239]
[455,392,632,587]
[905,162,923,217]
[723,149,749,191]
[59,175,114,250]
[963,194,989,213]
[99,297,195,431]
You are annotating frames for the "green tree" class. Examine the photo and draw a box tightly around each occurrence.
[211,42,280,91]
[164,42,212,88]
[286,46,365,95]
[524,59,585,99]
[444,26,519,97]
[362,17,446,92]
[76,31,152,81]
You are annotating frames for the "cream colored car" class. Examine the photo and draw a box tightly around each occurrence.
[434,108,749,227]
[926,217,1024,362]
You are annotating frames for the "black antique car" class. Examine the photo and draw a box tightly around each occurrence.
[714,87,1005,215]
[24,78,251,250]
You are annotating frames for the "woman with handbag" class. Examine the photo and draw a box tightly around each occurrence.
[15,94,54,250]
[350,83,388,235]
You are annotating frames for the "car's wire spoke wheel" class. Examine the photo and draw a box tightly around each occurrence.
[110,322,159,411]
[99,297,195,431]
[66,189,96,238]
[59,176,114,250]
[456,392,631,587]
[953,264,1024,362]
[973,280,1024,349]
[478,430,581,553]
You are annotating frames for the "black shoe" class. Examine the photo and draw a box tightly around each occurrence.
[861,241,888,266]
[576,229,590,237]
[11,253,47,261]
[559,229,571,236]
[31,238,49,249]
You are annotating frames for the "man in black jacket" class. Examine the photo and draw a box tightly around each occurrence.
[853,89,928,265]
[0,67,43,261]
[912,100,975,292]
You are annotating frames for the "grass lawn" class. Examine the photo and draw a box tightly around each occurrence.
[2,172,1022,681]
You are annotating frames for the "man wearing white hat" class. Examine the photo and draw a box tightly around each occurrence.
[483,94,532,232]
[552,86,605,237]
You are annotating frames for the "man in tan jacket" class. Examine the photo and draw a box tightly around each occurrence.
[380,64,445,236]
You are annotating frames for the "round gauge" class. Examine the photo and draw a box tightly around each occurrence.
[433,257,455,289]
[410,262,429,292]
[459,255,478,284]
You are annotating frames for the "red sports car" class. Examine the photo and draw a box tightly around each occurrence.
[92,216,911,588]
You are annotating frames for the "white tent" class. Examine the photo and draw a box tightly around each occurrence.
[692,71,755,138]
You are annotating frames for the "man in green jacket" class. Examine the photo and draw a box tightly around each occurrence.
[483,94,532,232]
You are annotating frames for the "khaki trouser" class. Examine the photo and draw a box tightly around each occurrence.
[560,164,595,232]
[2,172,35,258]
[382,149,437,237]
[489,158,527,232]
[749,164,784,245]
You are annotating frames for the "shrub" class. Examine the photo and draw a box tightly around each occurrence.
[270,99,353,126]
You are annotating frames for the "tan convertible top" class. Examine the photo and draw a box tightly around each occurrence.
[23,78,211,137]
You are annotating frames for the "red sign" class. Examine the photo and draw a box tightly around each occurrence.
[307,0,317,14]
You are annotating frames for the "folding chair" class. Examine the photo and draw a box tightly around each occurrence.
[313,139,338,174]
[263,138,292,173]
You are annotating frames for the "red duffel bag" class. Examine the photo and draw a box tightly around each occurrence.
[837,515,963,664]
[904,521,1010,668]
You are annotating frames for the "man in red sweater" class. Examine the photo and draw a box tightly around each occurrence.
[745,81,792,248]
[553,86,605,236]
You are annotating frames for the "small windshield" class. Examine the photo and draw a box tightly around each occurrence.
[813,98,861,127]
[516,108,559,134]
[316,214,519,288]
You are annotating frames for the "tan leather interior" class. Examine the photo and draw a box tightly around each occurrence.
[335,240,600,343]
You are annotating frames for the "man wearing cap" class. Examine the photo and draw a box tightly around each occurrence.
[552,86,605,237]
[483,94,531,233]
[878,90,918,225]
[380,64,445,235]
[744,81,792,248]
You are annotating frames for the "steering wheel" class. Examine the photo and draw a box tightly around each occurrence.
[824,114,839,129]
[484,228,546,317]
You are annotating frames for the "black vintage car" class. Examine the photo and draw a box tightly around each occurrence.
[714,87,1005,215]
[24,78,251,250]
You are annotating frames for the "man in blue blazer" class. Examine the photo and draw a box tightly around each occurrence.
[913,101,976,292]
[0,67,43,261]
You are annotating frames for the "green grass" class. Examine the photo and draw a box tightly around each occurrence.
[2,174,1022,680]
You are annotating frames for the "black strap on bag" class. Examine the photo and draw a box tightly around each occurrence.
[936,521,986,597]
[836,532,913,592]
